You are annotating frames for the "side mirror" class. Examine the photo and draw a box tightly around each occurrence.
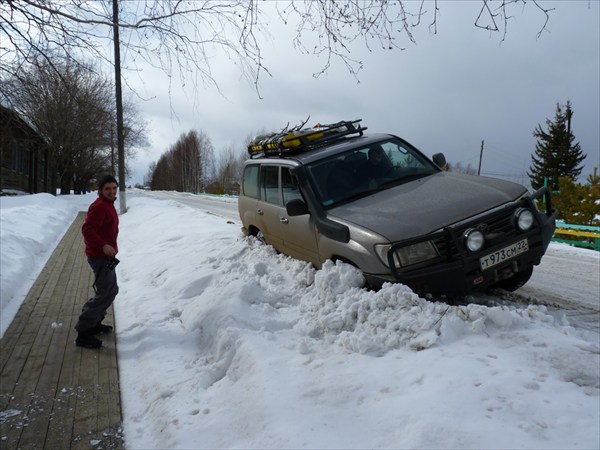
[286,199,310,216]
[432,153,447,170]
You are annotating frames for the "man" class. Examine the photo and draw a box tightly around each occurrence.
[75,174,120,349]
[367,146,393,179]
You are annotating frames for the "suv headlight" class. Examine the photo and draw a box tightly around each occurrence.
[375,241,438,269]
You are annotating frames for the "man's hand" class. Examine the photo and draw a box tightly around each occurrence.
[102,244,116,257]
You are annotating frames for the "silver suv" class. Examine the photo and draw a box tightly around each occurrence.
[238,120,556,296]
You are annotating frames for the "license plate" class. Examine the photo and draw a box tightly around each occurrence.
[480,239,529,271]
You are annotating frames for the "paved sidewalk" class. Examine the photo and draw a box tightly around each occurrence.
[0,212,124,449]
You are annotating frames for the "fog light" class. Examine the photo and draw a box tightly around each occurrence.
[514,208,534,231]
[464,228,485,252]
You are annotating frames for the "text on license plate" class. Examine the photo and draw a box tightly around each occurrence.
[480,239,529,271]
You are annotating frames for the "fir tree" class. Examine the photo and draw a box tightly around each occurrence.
[528,101,586,190]
[553,176,600,226]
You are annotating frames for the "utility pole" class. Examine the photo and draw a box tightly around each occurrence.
[110,125,115,176]
[477,140,484,175]
[113,0,126,214]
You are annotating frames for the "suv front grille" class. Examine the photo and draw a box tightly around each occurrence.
[433,204,536,260]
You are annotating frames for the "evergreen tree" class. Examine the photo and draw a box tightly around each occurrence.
[528,101,586,190]
[553,175,600,226]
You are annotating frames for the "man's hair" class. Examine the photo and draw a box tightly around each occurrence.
[369,145,384,156]
[98,174,119,190]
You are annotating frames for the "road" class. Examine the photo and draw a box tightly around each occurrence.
[139,190,240,221]
[518,245,600,334]
[138,190,600,334]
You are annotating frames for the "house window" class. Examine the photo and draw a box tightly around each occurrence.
[10,141,18,172]
[23,148,31,176]
[18,143,25,174]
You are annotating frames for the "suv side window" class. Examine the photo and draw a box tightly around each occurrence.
[381,141,428,170]
[282,167,302,205]
[242,165,260,199]
[260,165,280,204]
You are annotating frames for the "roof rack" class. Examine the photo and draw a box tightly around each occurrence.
[247,119,366,158]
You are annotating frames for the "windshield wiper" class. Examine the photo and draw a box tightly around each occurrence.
[374,171,435,191]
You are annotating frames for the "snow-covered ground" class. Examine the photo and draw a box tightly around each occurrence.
[1,190,599,449]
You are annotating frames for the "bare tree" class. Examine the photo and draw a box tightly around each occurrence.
[197,131,216,191]
[3,57,146,193]
[143,162,157,188]
[149,152,171,191]
[1,1,555,96]
[214,145,247,194]
[149,129,214,192]
[4,57,112,193]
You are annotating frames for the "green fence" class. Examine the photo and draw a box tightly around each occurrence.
[552,220,600,251]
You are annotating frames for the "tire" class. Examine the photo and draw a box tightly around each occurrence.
[493,266,534,292]
[255,229,266,245]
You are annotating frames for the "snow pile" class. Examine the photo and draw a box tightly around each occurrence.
[297,260,560,355]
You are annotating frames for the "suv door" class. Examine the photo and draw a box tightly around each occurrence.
[279,167,320,266]
[241,163,320,265]
[255,164,286,249]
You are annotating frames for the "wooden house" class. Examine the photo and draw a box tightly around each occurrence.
[1,105,56,195]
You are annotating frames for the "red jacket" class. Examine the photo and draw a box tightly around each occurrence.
[82,194,119,258]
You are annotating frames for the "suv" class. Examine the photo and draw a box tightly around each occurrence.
[238,120,556,297]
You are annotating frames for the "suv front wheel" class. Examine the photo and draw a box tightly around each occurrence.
[492,266,534,292]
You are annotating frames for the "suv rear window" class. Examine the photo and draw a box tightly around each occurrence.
[242,165,260,199]
[243,164,303,206]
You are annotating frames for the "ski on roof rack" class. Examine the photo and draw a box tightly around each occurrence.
[247,119,366,158]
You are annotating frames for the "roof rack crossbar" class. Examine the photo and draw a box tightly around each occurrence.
[247,119,366,158]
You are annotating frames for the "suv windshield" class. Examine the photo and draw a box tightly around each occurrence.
[305,137,439,207]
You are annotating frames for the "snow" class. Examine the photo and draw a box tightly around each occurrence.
[0,193,91,330]
[1,191,599,449]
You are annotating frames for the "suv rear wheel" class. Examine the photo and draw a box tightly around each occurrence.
[255,230,266,245]
[248,227,266,245]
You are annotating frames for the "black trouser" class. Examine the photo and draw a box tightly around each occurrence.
[75,257,119,333]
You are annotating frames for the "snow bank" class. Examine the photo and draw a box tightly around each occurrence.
[0,193,91,336]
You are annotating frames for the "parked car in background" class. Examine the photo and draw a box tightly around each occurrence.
[238,120,557,297]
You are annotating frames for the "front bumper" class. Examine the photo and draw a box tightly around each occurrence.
[374,187,557,296]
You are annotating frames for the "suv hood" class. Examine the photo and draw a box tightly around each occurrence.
[328,172,528,241]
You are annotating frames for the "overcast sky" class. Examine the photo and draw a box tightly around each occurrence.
[122,1,599,187]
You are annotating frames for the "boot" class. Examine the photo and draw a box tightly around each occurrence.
[76,330,102,349]
[93,322,113,334]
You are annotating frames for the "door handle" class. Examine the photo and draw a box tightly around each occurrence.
[256,209,263,215]
[280,217,289,224]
